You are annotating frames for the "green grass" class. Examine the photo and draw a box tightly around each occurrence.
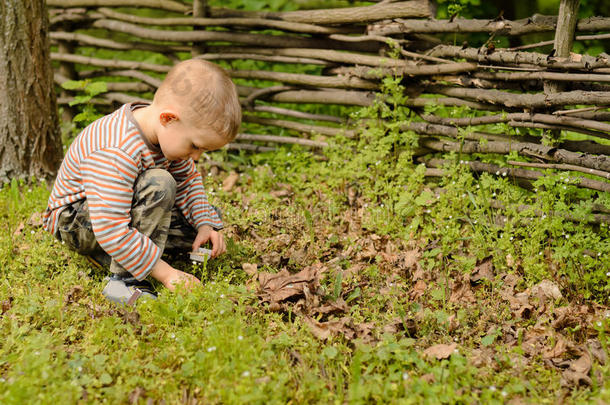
[1,138,609,403]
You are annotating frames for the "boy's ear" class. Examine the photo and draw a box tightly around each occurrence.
[159,112,179,125]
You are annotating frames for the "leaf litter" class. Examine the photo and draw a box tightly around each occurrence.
[228,181,609,396]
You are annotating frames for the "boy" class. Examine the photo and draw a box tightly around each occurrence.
[43,59,242,303]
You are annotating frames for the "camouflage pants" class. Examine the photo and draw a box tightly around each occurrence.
[54,169,214,277]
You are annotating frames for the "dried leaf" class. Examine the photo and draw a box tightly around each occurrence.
[304,316,350,340]
[222,171,239,192]
[270,189,292,199]
[315,298,349,315]
[64,285,84,305]
[1,297,13,315]
[409,280,427,299]
[258,264,324,307]
[420,373,436,383]
[27,212,44,227]
[570,353,592,375]
[12,222,25,237]
[543,336,567,359]
[129,387,147,404]
[588,339,607,365]
[449,274,476,304]
[561,369,592,387]
[470,256,494,284]
[531,279,562,301]
[423,343,457,360]
[242,263,258,277]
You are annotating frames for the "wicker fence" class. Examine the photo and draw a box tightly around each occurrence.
[47,0,610,209]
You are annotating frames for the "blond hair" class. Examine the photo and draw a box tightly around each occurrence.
[155,59,241,141]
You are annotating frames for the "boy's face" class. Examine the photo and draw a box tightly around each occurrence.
[156,112,227,161]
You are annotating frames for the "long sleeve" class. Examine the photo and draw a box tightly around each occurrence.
[81,147,161,280]
[170,159,223,230]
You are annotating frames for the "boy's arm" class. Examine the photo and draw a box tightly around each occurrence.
[81,148,162,281]
[169,159,223,230]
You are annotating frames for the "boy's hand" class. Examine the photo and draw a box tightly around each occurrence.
[192,225,226,258]
[150,259,200,292]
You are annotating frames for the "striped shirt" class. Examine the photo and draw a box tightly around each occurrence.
[43,103,222,280]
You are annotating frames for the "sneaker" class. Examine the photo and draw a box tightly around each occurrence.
[102,275,157,305]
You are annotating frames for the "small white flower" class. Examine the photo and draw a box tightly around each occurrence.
[597,321,602,327]
[220,310,225,315]
[501,391,508,397]
[425,209,431,214]
[452,181,456,185]
[402,372,409,381]
[77,367,82,372]
[563,186,567,190]
[565,235,570,239]
[220,294,225,298]
[238,335,243,341]
[453,348,459,353]
[564,178,569,183]
[207,346,216,352]
[489,385,496,392]
[381,204,384,208]
[61,241,65,245]
[503,218,507,222]
[448,215,452,219]
[170,333,176,339]
[492,193,496,197]
[473,220,477,224]
[539,252,543,256]
[502,172,507,177]
[192,261,196,265]
[241,371,250,377]
[598,253,602,257]
[30,230,35,234]
[27,188,32,193]
[495,171,500,175]
[462,194,466,198]
[460,160,464,164]
[510,237,513,241]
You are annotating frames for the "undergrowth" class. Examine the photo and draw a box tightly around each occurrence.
[6,18,610,403]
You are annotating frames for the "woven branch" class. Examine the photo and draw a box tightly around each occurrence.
[507,160,610,180]
[370,15,610,36]
[428,45,609,70]
[46,0,189,12]
[423,156,610,194]
[243,115,355,138]
[419,137,610,174]
[420,112,610,138]
[91,19,381,52]
[236,133,328,148]
[209,1,432,24]
[95,7,358,35]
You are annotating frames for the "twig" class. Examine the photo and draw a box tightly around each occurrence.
[507,160,610,180]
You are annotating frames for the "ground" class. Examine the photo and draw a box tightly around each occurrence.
[0,145,608,404]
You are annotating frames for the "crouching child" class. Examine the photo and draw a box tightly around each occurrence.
[43,59,242,304]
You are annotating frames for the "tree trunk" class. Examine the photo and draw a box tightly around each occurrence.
[0,0,62,183]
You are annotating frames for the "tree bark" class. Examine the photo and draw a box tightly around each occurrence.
[0,0,62,183]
